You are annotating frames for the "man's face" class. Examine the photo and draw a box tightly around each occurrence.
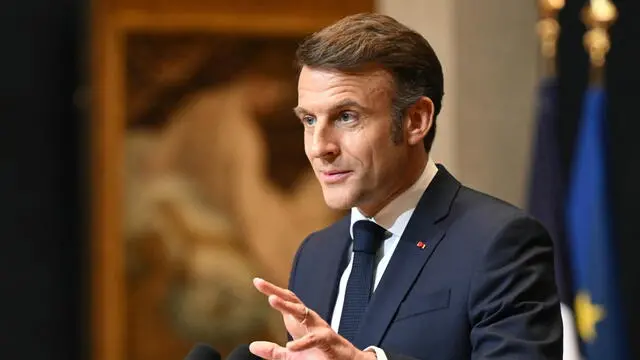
[295,66,412,215]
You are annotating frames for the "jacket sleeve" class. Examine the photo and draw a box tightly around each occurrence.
[467,216,563,359]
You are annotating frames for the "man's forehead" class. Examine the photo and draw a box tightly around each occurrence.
[297,66,393,109]
[298,65,392,87]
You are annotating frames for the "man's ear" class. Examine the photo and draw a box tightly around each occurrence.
[405,96,434,146]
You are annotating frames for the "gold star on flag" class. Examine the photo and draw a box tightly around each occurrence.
[575,291,605,342]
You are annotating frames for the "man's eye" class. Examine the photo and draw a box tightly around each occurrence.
[337,111,357,123]
[302,116,316,126]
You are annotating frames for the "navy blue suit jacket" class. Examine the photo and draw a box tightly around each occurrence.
[288,165,563,359]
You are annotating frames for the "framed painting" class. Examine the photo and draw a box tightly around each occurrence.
[91,12,343,360]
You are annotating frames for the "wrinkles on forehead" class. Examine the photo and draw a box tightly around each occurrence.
[296,66,394,117]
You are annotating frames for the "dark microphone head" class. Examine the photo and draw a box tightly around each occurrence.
[226,344,262,360]
[184,343,221,360]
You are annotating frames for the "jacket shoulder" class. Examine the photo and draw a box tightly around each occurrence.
[451,186,542,232]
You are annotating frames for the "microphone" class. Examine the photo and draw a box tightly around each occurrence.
[227,344,262,360]
[184,343,221,360]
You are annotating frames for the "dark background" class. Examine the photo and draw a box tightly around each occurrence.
[0,0,637,359]
[0,0,88,359]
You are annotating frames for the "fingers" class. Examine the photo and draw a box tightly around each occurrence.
[285,330,325,352]
[251,277,361,360]
[253,278,298,302]
[267,295,310,324]
[252,333,332,359]
[249,341,286,360]
[254,277,311,325]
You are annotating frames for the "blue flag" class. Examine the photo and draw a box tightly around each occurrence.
[528,78,562,243]
[566,85,628,359]
[528,76,581,359]
[528,77,574,302]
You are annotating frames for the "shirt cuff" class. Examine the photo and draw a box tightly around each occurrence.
[364,346,388,360]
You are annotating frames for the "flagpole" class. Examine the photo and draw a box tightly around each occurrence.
[582,0,617,85]
[537,0,564,77]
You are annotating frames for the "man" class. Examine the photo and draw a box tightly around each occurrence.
[249,13,563,360]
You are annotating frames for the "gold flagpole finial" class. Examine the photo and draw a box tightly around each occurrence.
[582,0,617,83]
[537,0,565,76]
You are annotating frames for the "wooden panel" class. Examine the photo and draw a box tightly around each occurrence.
[114,11,349,34]
[108,0,373,18]
[91,8,127,360]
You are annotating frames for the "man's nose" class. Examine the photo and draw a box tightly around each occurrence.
[309,125,339,159]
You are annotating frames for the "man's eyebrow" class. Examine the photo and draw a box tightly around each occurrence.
[293,99,365,117]
[293,106,308,118]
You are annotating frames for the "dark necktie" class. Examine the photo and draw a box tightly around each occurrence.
[338,220,387,343]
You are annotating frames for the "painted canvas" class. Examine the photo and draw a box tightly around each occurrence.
[122,32,340,359]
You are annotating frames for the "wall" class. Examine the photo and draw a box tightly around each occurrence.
[377,0,539,207]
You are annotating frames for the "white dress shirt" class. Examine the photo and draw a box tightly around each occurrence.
[329,159,439,358]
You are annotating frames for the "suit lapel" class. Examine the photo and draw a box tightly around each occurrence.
[353,165,461,349]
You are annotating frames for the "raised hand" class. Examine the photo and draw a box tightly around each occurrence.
[250,278,376,360]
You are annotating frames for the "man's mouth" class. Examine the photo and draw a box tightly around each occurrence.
[319,170,353,184]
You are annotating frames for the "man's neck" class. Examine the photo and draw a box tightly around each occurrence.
[357,156,429,218]
[350,157,438,238]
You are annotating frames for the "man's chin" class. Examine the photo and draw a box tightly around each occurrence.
[321,190,356,210]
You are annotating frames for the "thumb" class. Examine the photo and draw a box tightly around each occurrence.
[249,341,285,359]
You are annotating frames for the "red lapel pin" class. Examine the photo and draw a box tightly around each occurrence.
[416,241,427,249]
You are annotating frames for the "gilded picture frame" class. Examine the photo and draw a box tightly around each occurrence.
[90,11,344,360]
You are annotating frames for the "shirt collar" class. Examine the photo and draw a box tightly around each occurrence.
[350,158,439,239]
